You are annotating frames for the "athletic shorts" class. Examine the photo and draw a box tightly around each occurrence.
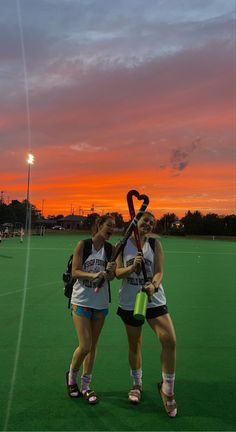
[117,304,168,327]
[71,304,109,320]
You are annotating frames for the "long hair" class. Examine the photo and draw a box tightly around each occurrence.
[91,214,114,236]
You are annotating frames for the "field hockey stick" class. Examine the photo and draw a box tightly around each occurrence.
[93,191,149,291]
[127,190,151,320]
[127,190,149,282]
[127,190,151,295]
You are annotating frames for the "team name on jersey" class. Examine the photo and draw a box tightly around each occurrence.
[84,258,106,270]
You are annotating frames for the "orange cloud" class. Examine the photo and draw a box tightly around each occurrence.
[3,159,233,219]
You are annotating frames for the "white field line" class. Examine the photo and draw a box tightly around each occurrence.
[1,246,235,255]
[166,250,236,255]
[3,0,33,428]
[1,246,72,250]
[0,281,60,298]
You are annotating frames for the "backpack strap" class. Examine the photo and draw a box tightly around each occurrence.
[67,255,73,272]
[82,239,112,263]
[104,241,113,261]
[82,239,93,264]
[66,240,92,308]
[104,241,113,303]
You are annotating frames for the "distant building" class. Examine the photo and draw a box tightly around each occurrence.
[58,215,86,230]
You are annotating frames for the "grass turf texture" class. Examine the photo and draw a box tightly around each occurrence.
[0,234,235,431]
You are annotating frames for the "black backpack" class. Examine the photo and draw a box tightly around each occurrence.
[63,239,113,307]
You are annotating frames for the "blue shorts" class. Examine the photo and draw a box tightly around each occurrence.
[71,304,109,320]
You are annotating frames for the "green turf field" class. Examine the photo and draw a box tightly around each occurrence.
[0,234,235,431]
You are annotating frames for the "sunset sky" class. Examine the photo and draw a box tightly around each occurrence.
[1,0,235,219]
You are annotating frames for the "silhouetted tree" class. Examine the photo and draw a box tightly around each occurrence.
[0,200,235,235]
[181,211,203,234]
[223,215,236,236]
[110,212,124,229]
[202,213,223,235]
[158,213,178,234]
[0,200,41,226]
[55,214,64,220]
[84,213,100,230]
[0,203,11,224]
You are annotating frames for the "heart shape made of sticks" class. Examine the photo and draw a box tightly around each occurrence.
[127,189,149,218]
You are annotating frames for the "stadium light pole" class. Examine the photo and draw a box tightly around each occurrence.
[25,153,35,234]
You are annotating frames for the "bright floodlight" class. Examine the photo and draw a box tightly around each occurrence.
[27,153,34,165]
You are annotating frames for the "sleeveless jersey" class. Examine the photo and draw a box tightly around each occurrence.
[118,238,166,310]
[71,244,109,309]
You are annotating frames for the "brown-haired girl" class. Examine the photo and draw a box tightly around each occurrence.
[66,215,116,404]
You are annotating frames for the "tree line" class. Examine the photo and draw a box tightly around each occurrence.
[157,211,236,236]
[0,199,235,236]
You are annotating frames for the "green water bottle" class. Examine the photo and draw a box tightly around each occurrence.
[133,290,148,320]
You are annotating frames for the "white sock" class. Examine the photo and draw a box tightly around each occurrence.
[68,365,79,385]
[130,369,142,387]
[80,374,92,393]
[162,372,175,396]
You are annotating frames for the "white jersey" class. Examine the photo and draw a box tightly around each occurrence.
[118,238,166,310]
[71,244,109,309]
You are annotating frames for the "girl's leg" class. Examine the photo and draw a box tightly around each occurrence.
[148,313,176,374]
[148,313,177,416]
[68,311,92,386]
[125,324,142,371]
[125,324,143,403]
[71,312,93,368]
[81,312,106,392]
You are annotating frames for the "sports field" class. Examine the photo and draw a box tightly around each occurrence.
[0,233,235,431]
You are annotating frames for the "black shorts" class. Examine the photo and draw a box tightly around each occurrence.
[117,305,168,327]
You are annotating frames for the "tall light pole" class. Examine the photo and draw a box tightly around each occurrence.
[25,153,34,234]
